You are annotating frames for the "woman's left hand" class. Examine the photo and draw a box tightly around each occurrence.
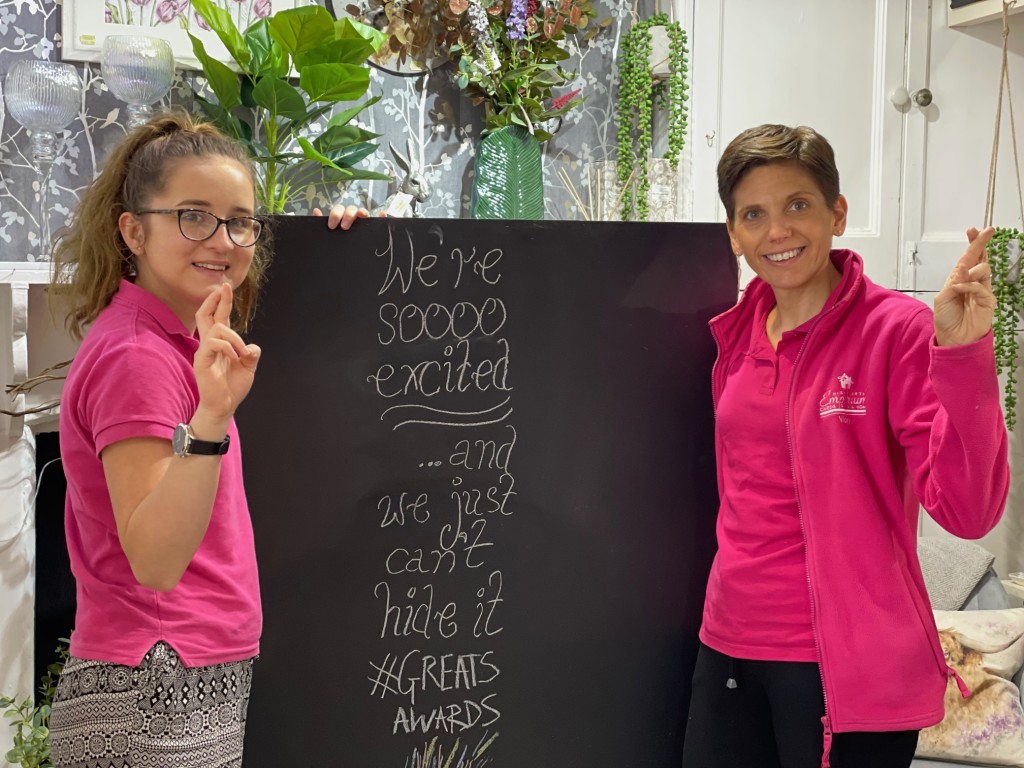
[312,203,370,230]
[933,226,997,347]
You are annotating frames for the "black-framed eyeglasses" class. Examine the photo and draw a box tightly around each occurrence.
[135,208,263,248]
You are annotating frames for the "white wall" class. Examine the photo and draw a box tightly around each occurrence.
[916,6,1024,577]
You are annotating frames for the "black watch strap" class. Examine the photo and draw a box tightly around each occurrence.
[189,434,231,455]
[173,423,230,457]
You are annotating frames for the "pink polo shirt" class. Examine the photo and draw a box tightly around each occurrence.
[60,279,261,667]
[701,298,815,662]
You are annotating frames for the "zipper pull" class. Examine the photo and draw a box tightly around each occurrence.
[820,715,833,768]
[948,666,972,699]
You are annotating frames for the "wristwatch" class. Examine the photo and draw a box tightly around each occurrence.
[172,423,230,458]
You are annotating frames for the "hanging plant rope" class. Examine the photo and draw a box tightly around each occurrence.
[983,1,1024,430]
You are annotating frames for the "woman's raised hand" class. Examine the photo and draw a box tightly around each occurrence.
[193,283,261,422]
[933,226,998,347]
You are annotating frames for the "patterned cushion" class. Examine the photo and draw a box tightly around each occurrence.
[915,609,1024,767]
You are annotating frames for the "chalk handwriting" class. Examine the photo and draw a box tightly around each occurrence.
[375,582,458,639]
[392,695,500,734]
[473,570,504,638]
[450,426,517,473]
[368,228,517,750]
[367,338,511,399]
[380,398,513,430]
[378,298,507,345]
[377,228,438,296]
[367,649,500,705]
[378,492,430,528]
[452,247,503,289]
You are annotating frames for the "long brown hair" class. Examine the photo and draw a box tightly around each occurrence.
[51,111,271,339]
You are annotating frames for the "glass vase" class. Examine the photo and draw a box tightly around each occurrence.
[3,60,81,166]
[100,35,175,129]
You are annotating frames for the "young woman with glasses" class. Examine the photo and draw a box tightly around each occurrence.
[46,111,368,768]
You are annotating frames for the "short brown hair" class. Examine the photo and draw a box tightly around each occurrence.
[51,111,271,339]
[717,124,840,221]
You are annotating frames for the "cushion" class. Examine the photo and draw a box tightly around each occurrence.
[915,609,1024,766]
[963,570,1014,612]
[918,537,996,610]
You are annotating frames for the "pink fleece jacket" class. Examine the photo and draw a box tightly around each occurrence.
[707,249,1010,736]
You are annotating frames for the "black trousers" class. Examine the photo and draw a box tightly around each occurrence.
[681,643,919,768]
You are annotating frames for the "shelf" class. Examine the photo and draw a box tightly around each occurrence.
[948,0,1024,28]
[0,262,53,285]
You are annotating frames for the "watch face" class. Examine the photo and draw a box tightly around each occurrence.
[325,0,451,76]
[172,424,189,456]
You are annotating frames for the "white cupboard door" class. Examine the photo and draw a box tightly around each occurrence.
[689,0,910,288]
[901,7,1024,295]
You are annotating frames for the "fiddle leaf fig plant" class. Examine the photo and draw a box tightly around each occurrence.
[989,227,1023,430]
[189,0,391,213]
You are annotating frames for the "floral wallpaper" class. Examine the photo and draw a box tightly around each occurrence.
[0,0,657,263]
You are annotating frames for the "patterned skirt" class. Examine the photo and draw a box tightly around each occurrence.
[49,642,255,768]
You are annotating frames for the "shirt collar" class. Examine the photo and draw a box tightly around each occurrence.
[111,279,196,340]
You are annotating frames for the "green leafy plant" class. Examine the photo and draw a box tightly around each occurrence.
[615,13,689,221]
[989,227,1022,430]
[188,0,391,213]
[0,639,70,768]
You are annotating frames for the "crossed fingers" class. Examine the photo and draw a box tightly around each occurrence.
[196,284,250,360]
[946,226,995,293]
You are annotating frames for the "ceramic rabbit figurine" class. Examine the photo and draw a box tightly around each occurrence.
[379,138,431,217]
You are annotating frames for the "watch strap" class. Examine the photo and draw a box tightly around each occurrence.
[188,433,231,455]
[174,423,230,457]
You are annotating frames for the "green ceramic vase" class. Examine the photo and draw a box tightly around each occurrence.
[471,125,544,220]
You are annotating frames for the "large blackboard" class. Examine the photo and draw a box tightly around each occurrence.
[239,218,737,767]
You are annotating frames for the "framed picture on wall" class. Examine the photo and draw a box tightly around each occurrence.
[60,0,311,71]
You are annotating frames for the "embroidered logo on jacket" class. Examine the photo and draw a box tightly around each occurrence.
[819,373,867,420]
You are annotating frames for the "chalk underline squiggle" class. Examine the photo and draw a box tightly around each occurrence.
[380,397,513,430]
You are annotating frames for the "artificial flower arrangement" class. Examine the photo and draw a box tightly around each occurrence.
[349,0,608,142]
[447,0,605,141]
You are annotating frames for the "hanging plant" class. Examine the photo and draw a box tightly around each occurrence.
[615,13,689,221]
[989,227,1023,430]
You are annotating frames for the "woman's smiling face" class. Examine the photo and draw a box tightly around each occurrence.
[119,155,256,332]
[726,160,848,299]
